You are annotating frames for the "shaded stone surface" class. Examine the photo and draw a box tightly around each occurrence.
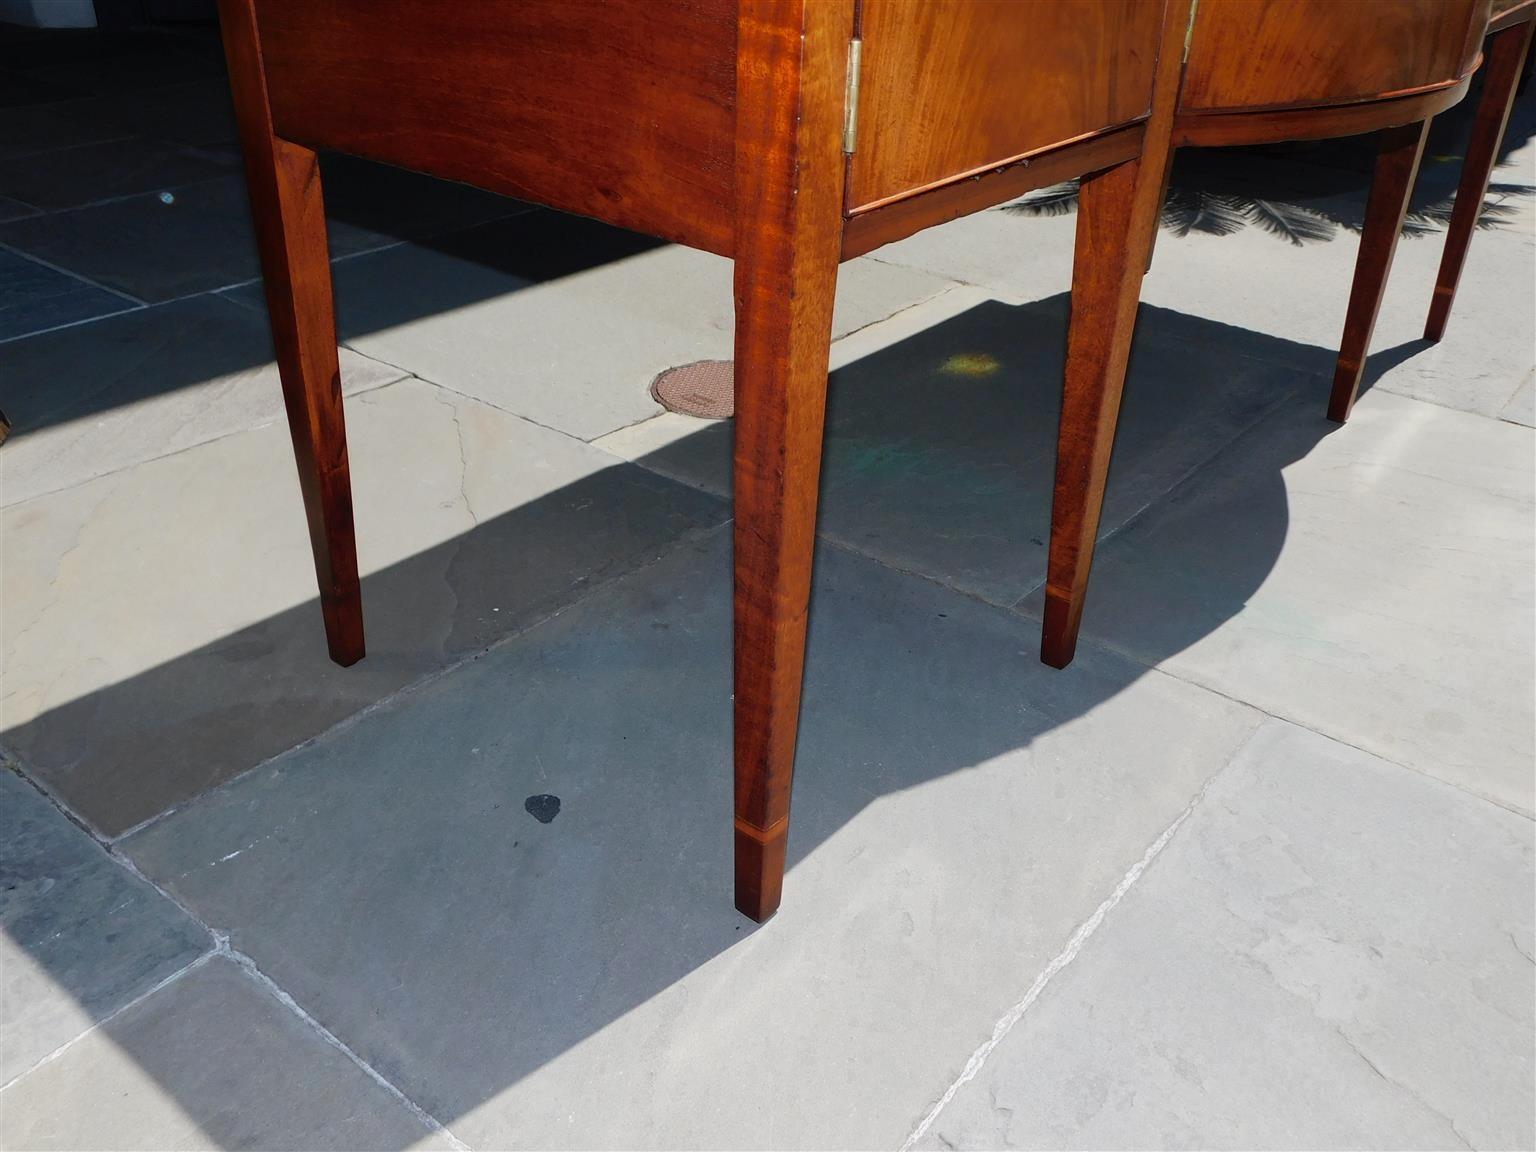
[871,147,1536,424]
[1021,389,1536,815]
[0,100,130,161]
[0,136,233,212]
[1,293,406,506]
[2,378,726,835]
[0,958,450,1151]
[123,535,1260,1149]
[625,291,1317,606]
[61,80,237,149]
[0,770,208,1085]
[918,720,1535,1152]
[0,248,133,342]
[0,176,389,305]
[219,211,959,442]
[0,194,36,222]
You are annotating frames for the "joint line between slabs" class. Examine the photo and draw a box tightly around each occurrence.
[898,768,1220,1151]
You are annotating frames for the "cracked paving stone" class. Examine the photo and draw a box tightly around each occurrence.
[916,719,1535,1152]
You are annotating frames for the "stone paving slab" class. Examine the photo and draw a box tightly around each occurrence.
[0,27,221,74]
[1501,368,1535,427]
[2,377,726,836]
[0,958,450,1151]
[60,80,237,150]
[0,136,234,212]
[1020,388,1536,816]
[1,293,407,506]
[122,533,1261,1150]
[870,141,1536,424]
[0,769,208,1086]
[0,176,390,306]
[0,69,89,111]
[0,248,132,342]
[310,152,532,246]
[20,34,225,97]
[917,719,1535,1152]
[0,193,36,222]
[613,289,1317,607]
[0,100,131,161]
[218,211,960,442]
[1138,215,1536,424]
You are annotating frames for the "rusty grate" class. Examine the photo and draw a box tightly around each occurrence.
[650,359,734,420]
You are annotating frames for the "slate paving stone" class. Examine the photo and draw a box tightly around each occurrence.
[0,769,208,1086]
[1020,388,1536,816]
[0,194,35,222]
[121,534,1262,1149]
[0,69,85,110]
[1501,367,1535,427]
[0,247,134,343]
[0,28,219,77]
[0,156,532,305]
[2,377,728,836]
[312,151,533,243]
[918,719,1535,1152]
[0,958,452,1151]
[63,80,237,150]
[0,100,131,161]
[626,291,1318,606]
[0,136,234,212]
[1,293,406,505]
[0,175,388,303]
[23,37,226,97]
[219,210,960,441]
[1136,215,1536,423]
[872,135,1536,422]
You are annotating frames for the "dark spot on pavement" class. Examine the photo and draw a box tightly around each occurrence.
[524,794,561,824]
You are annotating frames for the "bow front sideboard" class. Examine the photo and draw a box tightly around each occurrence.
[222,0,1491,920]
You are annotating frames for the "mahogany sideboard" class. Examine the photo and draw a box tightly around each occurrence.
[222,0,1488,920]
[220,0,1181,921]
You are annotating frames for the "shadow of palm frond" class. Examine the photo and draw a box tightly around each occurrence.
[1000,175,1532,245]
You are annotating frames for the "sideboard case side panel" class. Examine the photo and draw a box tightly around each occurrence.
[253,0,738,256]
[848,0,1163,212]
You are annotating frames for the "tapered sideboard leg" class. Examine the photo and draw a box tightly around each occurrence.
[1041,157,1159,669]
[731,0,851,922]
[219,0,363,666]
[1143,158,1174,273]
[1327,119,1430,424]
[1426,20,1535,342]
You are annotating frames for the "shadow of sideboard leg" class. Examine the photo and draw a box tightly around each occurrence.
[1041,156,1160,670]
[1426,19,1536,342]
[730,0,852,923]
[219,0,365,667]
[1327,119,1431,424]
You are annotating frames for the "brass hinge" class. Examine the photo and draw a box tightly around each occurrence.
[1182,0,1199,62]
[843,37,863,154]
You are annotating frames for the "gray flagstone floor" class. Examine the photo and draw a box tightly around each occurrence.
[1,20,1532,1152]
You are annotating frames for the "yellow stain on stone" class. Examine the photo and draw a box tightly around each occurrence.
[939,352,1001,378]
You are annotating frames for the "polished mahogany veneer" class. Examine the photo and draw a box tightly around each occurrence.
[847,0,1161,210]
